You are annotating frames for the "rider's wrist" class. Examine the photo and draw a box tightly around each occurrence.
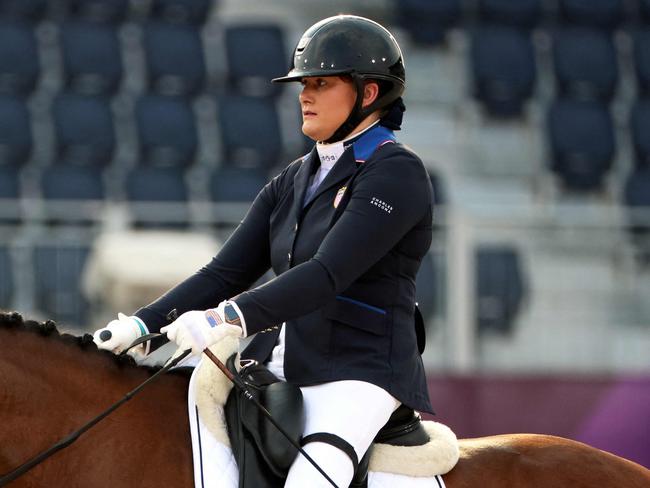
[225,300,247,337]
[130,315,150,354]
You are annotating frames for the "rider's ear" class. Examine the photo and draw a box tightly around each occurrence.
[362,82,380,108]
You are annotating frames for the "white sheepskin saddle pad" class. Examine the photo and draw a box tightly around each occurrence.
[189,337,459,486]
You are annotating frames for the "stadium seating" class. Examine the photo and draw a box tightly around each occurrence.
[0,245,12,308]
[477,0,542,30]
[558,0,623,31]
[67,0,129,24]
[125,165,189,228]
[0,95,32,166]
[0,164,19,199]
[623,167,650,255]
[640,0,650,23]
[0,0,46,22]
[135,94,198,167]
[217,94,283,169]
[52,92,115,167]
[143,21,206,97]
[470,26,537,117]
[209,166,268,202]
[224,24,287,98]
[33,244,91,326]
[40,163,105,225]
[150,0,214,25]
[630,99,650,169]
[547,98,615,191]
[393,0,461,45]
[633,29,650,97]
[0,21,40,96]
[475,245,526,334]
[41,163,104,201]
[0,164,20,223]
[553,28,618,102]
[60,20,123,96]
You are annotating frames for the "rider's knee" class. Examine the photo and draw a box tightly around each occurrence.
[285,441,354,488]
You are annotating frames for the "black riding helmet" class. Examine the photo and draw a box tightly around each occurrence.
[272,15,406,143]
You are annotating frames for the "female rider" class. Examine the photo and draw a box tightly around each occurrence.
[94,14,434,488]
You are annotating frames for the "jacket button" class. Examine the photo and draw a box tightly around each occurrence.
[294,223,298,232]
[287,252,291,262]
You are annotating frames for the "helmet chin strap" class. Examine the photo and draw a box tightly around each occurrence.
[323,74,383,144]
[324,75,404,144]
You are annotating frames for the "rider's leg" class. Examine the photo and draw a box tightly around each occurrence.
[285,380,399,488]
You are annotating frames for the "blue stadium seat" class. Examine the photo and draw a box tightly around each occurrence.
[143,21,206,97]
[60,20,123,95]
[217,94,282,169]
[67,0,129,24]
[630,99,650,169]
[209,166,267,202]
[0,21,39,96]
[553,28,618,101]
[623,167,650,254]
[478,0,542,29]
[559,0,623,31]
[52,92,115,166]
[476,245,526,334]
[394,0,461,45]
[125,166,189,228]
[224,24,287,98]
[135,94,197,167]
[0,95,32,166]
[0,0,46,22]
[0,245,12,308]
[41,163,104,200]
[40,163,104,225]
[633,30,650,97]
[0,164,20,223]
[641,0,650,24]
[0,164,19,198]
[150,0,214,25]
[33,244,91,326]
[547,99,615,191]
[470,26,536,117]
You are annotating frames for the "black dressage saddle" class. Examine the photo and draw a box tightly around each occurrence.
[224,355,430,488]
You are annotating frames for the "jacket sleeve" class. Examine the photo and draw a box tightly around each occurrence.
[234,150,432,335]
[135,172,283,333]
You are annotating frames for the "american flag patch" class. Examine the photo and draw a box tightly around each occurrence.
[205,309,223,328]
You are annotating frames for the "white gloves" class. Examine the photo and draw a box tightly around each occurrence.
[93,313,150,357]
[161,301,244,356]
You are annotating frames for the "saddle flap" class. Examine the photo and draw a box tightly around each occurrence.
[259,382,304,471]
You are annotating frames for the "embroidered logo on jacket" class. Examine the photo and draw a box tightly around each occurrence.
[334,186,347,208]
[371,197,393,214]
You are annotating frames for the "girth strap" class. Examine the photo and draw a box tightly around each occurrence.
[301,432,359,472]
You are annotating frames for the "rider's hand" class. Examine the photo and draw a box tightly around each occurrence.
[93,313,149,357]
[161,302,244,356]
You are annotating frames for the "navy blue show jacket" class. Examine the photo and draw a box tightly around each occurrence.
[136,124,434,413]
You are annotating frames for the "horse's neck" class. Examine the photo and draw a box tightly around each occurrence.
[1,329,147,413]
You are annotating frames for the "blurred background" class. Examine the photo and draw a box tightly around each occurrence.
[0,0,648,468]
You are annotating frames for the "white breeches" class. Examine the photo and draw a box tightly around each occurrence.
[285,380,400,488]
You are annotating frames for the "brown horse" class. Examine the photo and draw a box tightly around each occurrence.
[1,312,649,488]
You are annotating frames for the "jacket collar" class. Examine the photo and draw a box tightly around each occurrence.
[293,124,396,214]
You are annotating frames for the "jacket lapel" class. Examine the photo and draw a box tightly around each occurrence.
[292,147,318,219]
[304,148,357,206]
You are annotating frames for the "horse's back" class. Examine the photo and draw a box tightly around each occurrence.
[443,434,650,488]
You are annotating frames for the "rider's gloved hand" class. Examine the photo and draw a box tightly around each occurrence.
[161,301,244,356]
[93,313,149,358]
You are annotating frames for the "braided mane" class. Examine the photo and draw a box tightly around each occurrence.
[0,310,189,376]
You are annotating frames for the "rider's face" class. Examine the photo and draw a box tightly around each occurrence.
[299,76,357,142]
